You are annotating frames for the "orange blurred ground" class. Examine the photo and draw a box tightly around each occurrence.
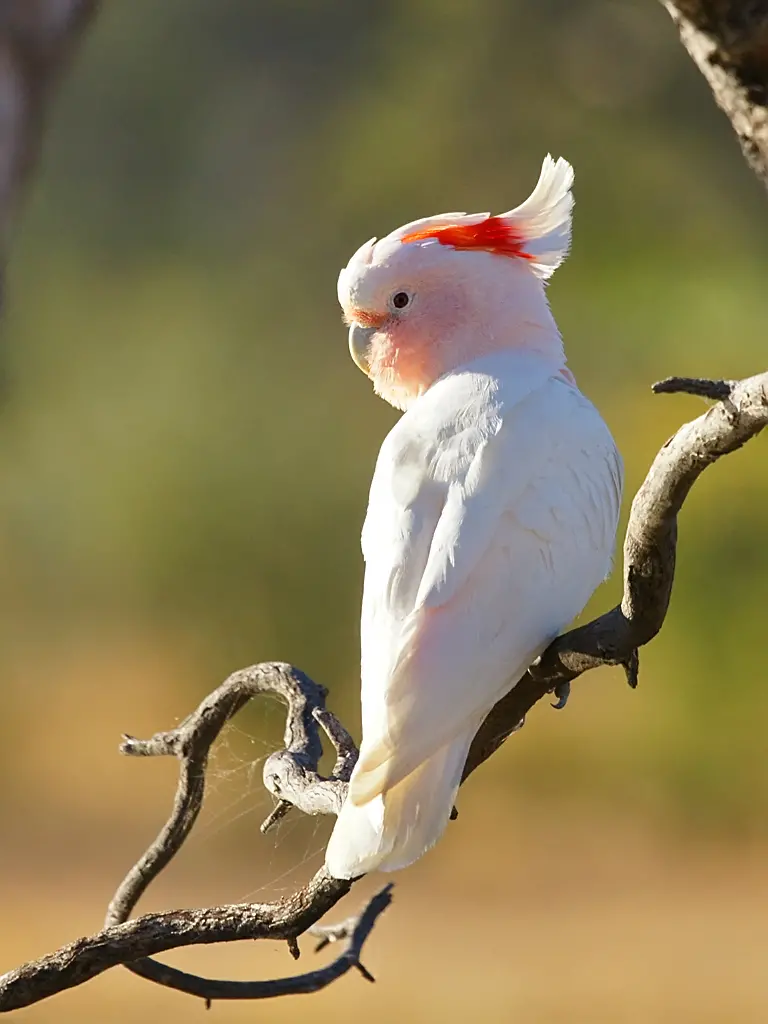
[4,812,768,1023]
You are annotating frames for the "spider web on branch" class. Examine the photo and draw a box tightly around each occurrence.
[189,707,334,902]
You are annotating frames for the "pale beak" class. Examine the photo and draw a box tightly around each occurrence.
[348,323,376,375]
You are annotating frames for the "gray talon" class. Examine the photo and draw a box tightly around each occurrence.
[551,681,571,709]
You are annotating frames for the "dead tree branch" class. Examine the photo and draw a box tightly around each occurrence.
[107,664,358,1000]
[0,664,361,1011]
[463,372,768,779]
[662,0,768,188]
[0,371,765,1012]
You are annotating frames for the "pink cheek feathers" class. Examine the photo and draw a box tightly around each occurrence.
[367,317,445,410]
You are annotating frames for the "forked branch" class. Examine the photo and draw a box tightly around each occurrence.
[0,371,765,1013]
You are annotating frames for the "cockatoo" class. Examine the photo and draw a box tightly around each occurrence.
[325,156,622,880]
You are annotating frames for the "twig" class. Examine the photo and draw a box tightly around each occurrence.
[310,914,361,953]
[108,662,348,927]
[652,376,734,401]
[107,663,355,1001]
[117,886,392,1005]
[0,870,358,1012]
[0,663,355,1011]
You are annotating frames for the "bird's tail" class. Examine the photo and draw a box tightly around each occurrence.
[324,726,477,880]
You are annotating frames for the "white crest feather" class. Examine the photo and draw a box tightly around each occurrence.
[502,154,574,280]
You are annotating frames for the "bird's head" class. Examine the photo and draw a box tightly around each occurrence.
[337,155,574,410]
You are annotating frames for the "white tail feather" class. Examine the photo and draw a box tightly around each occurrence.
[503,154,574,280]
[325,727,477,879]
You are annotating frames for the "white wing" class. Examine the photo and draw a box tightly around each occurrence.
[350,351,622,805]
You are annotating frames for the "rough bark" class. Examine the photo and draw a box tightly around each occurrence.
[662,0,768,187]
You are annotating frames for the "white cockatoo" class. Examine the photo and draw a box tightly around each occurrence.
[325,156,623,880]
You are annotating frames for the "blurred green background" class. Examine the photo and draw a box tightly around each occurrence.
[2,1,768,1021]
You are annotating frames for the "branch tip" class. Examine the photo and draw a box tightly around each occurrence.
[652,376,734,401]
[260,799,292,834]
[354,961,376,983]
[622,650,640,689]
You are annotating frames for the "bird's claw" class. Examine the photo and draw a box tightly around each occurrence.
[551,681,571,710]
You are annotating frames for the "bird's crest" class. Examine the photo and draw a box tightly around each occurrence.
[398,155,574,281]
[401,218,533,261]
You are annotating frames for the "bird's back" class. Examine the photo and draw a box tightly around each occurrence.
[325,350,622,877]
[358,350,622,757]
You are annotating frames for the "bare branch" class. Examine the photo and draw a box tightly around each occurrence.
[107,663,356,1002]
[652,376,735,401]
[0,663,358,1011]
[0,871,383,1012]
[461,371,768,780]
[661,0,768,188]
[310,913,364,953]
[111,885,393,1005]
[108,663,350,927]
[0,371,765,1012]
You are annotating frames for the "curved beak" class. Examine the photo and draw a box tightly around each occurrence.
[348,323,376,375]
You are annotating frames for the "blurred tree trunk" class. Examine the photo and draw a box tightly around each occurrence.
[0,0,98,292]
[663,0,768,188]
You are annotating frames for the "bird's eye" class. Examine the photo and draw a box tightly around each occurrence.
[391,290,411,310]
